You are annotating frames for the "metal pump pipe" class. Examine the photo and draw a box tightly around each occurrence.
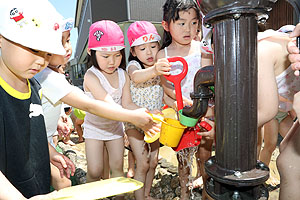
[196,0,277,199]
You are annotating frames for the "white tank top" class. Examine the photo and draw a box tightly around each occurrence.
[83,67,125,140]
[164,41,202,100]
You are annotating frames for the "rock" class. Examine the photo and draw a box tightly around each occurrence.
[165,192,175,200]
[161,174,172,186]
[170,176,180,189]
[157,168,169,179]
[64,149,77,164]
[168,165,178,174]
[175,186,181,196]
[74,168,87,184]
[160,158,172,168]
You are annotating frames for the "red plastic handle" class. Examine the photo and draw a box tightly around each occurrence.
[199,121,212,131]
[164,57,188,111]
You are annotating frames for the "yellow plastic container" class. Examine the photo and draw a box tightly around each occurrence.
[159,118,186,147]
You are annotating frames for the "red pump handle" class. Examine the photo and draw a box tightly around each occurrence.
[164,57,188,111]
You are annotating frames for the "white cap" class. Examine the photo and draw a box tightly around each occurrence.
[61,18,74,32]
[0,0,66,55]
[200,29,213,54]
[277,25,295,33]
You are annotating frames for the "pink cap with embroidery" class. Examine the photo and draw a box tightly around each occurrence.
[127,21,161,47]
[88,20,125,52]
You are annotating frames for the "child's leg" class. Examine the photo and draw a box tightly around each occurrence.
[144,140,160,198]
[177,149,191,200]
[105,137,124,200]
[74,118,84,143]
[85,139,105,182]
[277,125,300,200]
[105,137,124,178]
[127,128,150,200]
[259,118,279,166]
[103,145,110,179]
[279,114,294,138]
[124,132,135,178]
[127,151,135,178]
[259,118,279,186]
[192,145,203,189]
[50,163,71,190]
[198,138,213,186]
[257,126,264,160]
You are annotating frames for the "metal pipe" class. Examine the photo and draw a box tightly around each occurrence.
[182,65,214,119]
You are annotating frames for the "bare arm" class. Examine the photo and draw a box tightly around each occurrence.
[0,172,26,200]
[257,39,280,127]
[128,58,171,84]
[121,72,140,110]
[201,53,213,67]
[60,71,153,130]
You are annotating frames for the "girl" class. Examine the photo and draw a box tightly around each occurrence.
[125,21,171,200]
[157,0,213,199]
[35,18,157,192]
[83,20,160,200]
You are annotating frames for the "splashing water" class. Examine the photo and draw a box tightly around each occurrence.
[176,146,198,199]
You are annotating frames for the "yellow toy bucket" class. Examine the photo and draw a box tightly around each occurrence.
[159,118,186,147]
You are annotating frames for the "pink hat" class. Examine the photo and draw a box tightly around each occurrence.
[127,21,161,47]
[88,20,125,52]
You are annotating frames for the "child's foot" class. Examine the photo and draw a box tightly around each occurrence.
[192,176,203,189]
[78,138,85,143]
[63,140,75,146]
[266,175,280,187]
[126,168,134,178]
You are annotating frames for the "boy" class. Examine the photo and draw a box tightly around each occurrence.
[0,0,75,199]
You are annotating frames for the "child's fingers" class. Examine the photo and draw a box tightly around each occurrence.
[289,23,300,37]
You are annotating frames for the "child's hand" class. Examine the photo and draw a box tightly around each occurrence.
[50,152,75,179]
[130,108,154,131]
[154,58,171,76]
[196,118,215,141]
[173,98,193,110]
[57,118,70,138]
[145,122,161,138]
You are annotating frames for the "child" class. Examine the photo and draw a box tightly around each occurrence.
[73,107,86,143]
[125,21,171,200]
[257,25,298,187]
[35,18,156,192]
[0,0,74,198]
[62,104,75,146]
[83,20,162,200]
[274,23,300,200]
[157,0,213,199]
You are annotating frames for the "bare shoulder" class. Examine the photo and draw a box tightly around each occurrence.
[156,49,165,59]
[83,69,99,91]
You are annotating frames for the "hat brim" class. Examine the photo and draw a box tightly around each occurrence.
[1,30,66,55]
[90,45,125,52]
[131,34,161,47]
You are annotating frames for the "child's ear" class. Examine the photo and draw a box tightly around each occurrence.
[162,21,169,32]
[87,48,91,56]
[130,48,136,57]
